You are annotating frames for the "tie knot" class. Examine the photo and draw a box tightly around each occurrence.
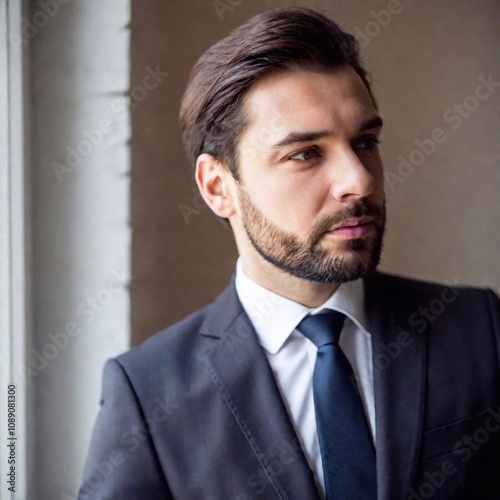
[297,310,346,348]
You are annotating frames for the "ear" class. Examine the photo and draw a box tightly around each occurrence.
[195,153,236,219]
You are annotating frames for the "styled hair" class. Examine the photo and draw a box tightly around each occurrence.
[179,7,375,224]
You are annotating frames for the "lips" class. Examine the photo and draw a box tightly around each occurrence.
[327,216,374,232]
[323,216,375,239]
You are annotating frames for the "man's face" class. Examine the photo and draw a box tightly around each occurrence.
[230,66,386,283]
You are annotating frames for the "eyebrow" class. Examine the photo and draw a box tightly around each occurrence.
[270,115,384,150]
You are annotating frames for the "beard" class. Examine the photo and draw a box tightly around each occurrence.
[237,184,386,284]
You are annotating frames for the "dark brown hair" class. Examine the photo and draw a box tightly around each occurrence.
[179,6,375,181]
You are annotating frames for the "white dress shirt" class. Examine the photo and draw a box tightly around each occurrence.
[234,257,375,499]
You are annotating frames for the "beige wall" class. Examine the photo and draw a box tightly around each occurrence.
[130,0,500,345]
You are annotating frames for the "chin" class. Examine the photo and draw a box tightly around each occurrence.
[313,238,383,283]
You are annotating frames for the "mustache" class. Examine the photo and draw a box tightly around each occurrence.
[310,200,386,245]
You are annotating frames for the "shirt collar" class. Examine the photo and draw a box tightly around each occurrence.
[234,257,371,355]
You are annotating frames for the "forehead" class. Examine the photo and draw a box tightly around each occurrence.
[241,66,377,141]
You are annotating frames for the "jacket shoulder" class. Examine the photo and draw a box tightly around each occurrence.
[369,270,495,300]
[367,271,498,328]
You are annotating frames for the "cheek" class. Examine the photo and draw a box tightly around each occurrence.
[246,174,321,231]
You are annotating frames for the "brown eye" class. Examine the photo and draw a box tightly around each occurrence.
[354,137,380,151]
[287,146,321,161]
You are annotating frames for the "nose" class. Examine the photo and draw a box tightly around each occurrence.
[328,147,376,203]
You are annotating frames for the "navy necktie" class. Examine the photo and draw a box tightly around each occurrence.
[297,310,377,499]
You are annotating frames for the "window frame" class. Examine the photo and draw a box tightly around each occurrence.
[0,1,33,498]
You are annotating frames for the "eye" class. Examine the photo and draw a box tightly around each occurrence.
[353,136,380,152]
[286,146,322,162]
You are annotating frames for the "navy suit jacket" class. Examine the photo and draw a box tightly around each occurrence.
[79,271,500,499]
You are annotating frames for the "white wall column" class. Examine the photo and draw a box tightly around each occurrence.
[29,0,131,498]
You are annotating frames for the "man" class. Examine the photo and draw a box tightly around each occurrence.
[79,7,500,500]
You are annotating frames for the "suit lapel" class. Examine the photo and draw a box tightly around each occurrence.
[365,273,427,500]
[200,274,321,500]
